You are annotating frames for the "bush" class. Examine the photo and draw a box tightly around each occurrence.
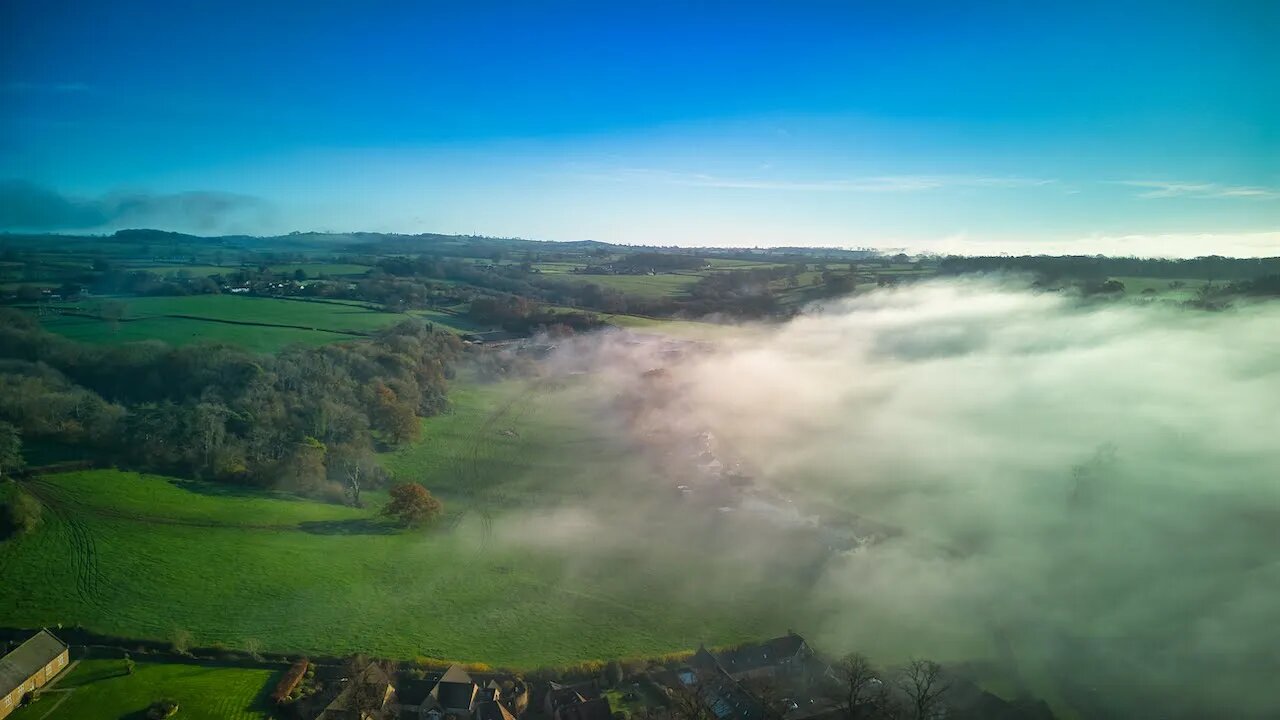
[414,655,454,671]
[169,628,192,655]
[0,486,42,539]
[146,698,179,719]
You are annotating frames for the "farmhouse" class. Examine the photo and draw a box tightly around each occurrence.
[0,629,70,719]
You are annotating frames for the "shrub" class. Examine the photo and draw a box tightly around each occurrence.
[170,628,192,655]
[0,487,42,539]
[414,655,454,671]
[146,699,179,719]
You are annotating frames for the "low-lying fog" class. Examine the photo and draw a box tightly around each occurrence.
[500,279,1280,719]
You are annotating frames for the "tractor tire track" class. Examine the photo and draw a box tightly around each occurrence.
[453,378,550,544]
[22,479,108,609]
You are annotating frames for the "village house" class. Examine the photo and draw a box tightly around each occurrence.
[0,629,70,720]
[709,633,815,682]
[310,662,528,720]
[544,681,613,720]
[642,634,826,720]
[677,653,766,720]
[314,663,396,720]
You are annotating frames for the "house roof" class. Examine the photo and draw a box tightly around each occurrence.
[715,634,807,675]
[439,664,474,685]
[0,629,67,693]
[553,697,614,720]
[434,665,479,710]
[320,663,393,717]
[396,678,439,706]
[547,681,597,710]
[474,700,518,720]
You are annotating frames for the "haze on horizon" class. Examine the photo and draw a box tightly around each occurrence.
[2,1,1278,257]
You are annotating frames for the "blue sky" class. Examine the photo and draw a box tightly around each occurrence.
[2,0,1278,255]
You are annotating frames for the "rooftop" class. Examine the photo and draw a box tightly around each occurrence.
[0,629,67,693]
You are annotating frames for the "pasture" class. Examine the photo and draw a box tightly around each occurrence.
[33,314,342,352]
[0,381,782,667]
[7,659,276,720]
[535,269,703,298]
[24,295,481,351]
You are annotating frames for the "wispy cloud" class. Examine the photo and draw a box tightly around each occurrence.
[908,230,1280,259]
[611,169,1055,192]
[1116,180,1280,200]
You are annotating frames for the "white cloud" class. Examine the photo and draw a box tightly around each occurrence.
[1116,180,1280,200]
[611,169,1056,192]
[908,230,1280,258]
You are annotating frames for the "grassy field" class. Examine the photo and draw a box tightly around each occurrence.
[8,659,276,720]
[25,295,482,351]
[0,381,781,667]
[86,295,402,330]
[33,314,344,352]
[536,270,703,298]
[266,263,372,277]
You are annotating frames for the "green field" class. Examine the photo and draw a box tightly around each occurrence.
[34,314,344,352]
[537,271,703,298]
[265,263,372,277]
[25,295,482,351]
[8,659,276,720]
[0,380,781,667]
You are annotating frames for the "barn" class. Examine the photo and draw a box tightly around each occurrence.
[0,629,70,719]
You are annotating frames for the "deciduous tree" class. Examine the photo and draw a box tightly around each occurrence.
[382,482,443,527]
[896,659,947,720]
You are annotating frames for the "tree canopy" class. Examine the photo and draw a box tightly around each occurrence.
[381,482,444,527]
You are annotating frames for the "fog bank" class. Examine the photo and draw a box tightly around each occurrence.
[505,280,1280,718]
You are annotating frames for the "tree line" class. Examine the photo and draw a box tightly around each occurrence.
[0,309,461,500]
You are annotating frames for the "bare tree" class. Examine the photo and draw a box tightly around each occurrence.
[243,637,263,661]
[343,654,390,714]
[169,627,193,656]
[896,659,948,720]
[831,653,879,720]
[330,446,386,507]
[669,682,714,720]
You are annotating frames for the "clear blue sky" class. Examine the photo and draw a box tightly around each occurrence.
[2,0,1277,255]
